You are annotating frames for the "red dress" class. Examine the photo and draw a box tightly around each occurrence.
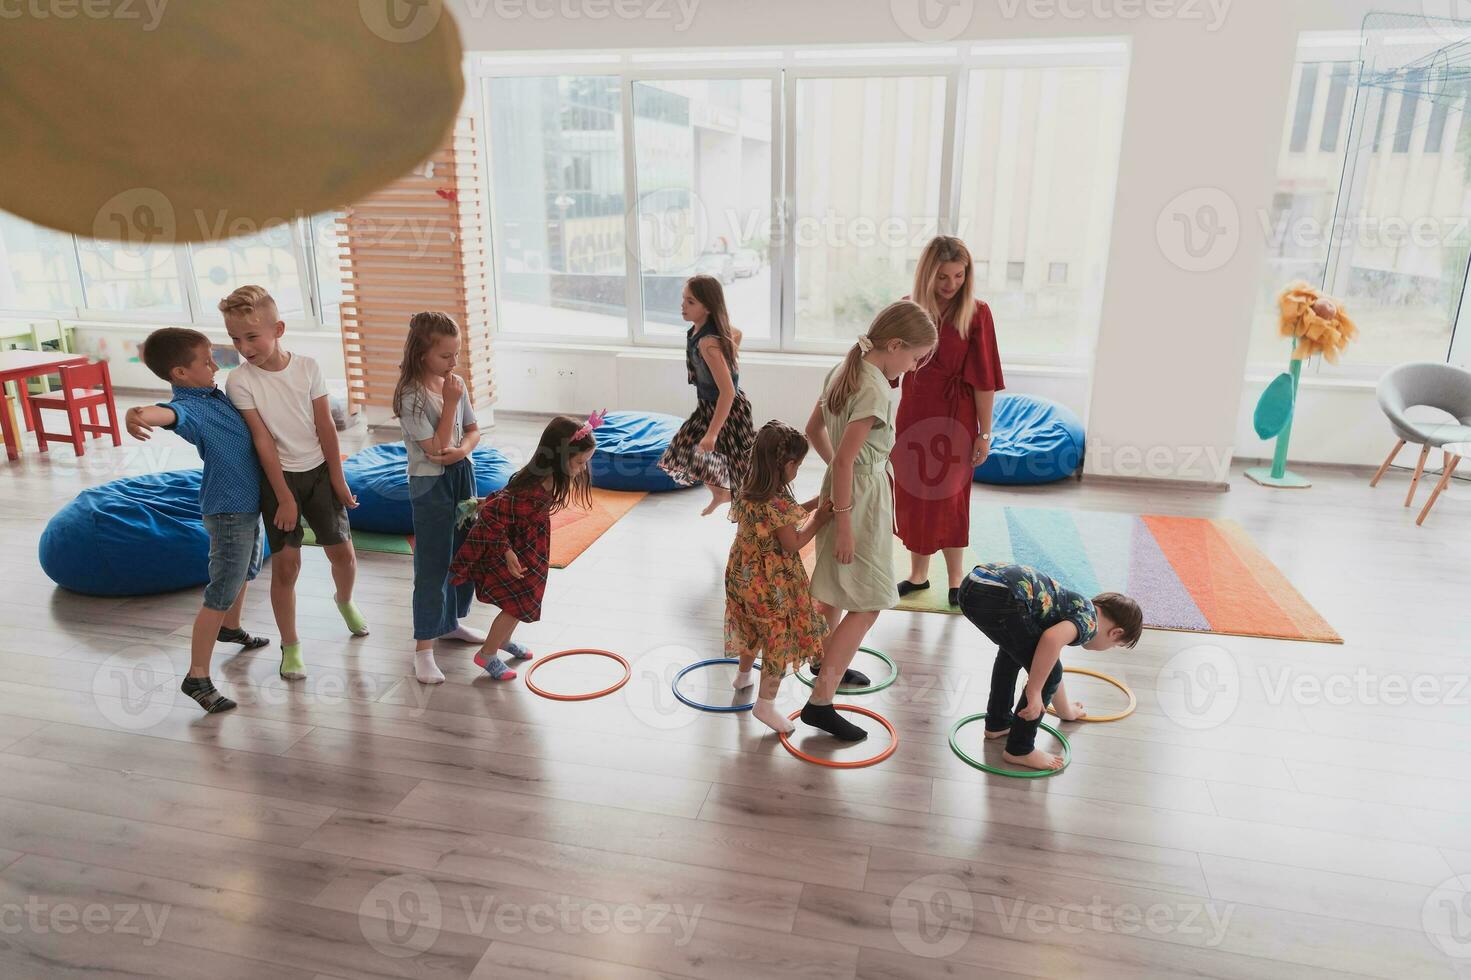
[449,482,552,623]
[892,300,1005,554]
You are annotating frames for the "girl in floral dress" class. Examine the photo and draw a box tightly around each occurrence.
[725,421,833,734]
[449,414,598,681]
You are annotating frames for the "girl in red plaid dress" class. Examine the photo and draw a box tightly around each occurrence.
[449,415,596,680]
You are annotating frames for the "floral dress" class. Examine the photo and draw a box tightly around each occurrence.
[449,482,552,623]
[724,490,829,675]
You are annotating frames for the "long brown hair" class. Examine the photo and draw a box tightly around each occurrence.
[686,274,738,372]
[824,300,937,415]
[505,416,594,514]
[393,311,460,418]
[740,420,809,505]
[913,236,977,339]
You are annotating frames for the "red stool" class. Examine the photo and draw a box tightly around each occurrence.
[33,360,122,456]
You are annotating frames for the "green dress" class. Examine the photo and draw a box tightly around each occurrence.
[811,359,899,613]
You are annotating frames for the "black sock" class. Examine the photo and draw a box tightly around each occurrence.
[897,579,929,597]
[800,702,868,741]
[181,676,237,714]
[217,626,270,650]
[948,588,961,607]
[810,665,872,688]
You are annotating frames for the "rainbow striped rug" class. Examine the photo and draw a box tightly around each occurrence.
[898,506,1340,643]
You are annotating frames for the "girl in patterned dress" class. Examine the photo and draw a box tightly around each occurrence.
[657,274,756,517]
[449,415,597,681]
[725,421,834,734]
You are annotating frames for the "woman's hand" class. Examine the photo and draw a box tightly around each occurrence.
[505,549,525,578]
[834,523,855,564]
[972,435,990,467]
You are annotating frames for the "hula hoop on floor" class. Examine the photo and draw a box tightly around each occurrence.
[793,646,899,695]
[1044,667,1137,723]
[948,712,1071,779]
[524,649,631,702]
[671,657,761,713]
[778,704,898,769]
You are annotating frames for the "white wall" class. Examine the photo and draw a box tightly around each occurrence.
[446,0,1434,484]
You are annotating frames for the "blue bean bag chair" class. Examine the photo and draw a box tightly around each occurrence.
[973,393,1085,485]
[40,469,272,597]
[589,411,687,492]
[343,442,515,534]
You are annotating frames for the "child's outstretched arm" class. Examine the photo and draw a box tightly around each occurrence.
[313,395,357,509]
[773,500,833,554]
[241,409,297,532]
[828,417,876,565]
[696,338,736,453]
[123,405,176,441]
[804,401,834,465]
[1017,621,1077,721]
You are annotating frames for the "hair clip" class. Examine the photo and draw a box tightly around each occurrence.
[574,409,607,441]
[856,335,874,353]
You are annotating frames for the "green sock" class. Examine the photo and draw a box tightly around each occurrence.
[335,596,369,637]
[280,642,306,680]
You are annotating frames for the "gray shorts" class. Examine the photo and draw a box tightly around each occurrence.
[261,463,351,552]
[201,511,264,611]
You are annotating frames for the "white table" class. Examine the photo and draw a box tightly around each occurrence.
[1417,441,1469,526]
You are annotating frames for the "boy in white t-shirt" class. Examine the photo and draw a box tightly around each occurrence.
[221,285,367,680]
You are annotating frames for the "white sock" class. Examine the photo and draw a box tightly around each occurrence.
[439,624,487,644]
[753,697,794,734]
[413,650,445,685]
[732,669,754,690]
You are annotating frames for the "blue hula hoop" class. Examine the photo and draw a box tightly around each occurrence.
[671,657,762,713]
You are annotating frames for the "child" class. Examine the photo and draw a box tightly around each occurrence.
[221,285,366,682]
[957,563,1143,770]
[658,274,756,516]
[124,328,272,714]
[802,300,937,741]
[394,311,530,685]
[725,421,833,734]
[449,414,598,681]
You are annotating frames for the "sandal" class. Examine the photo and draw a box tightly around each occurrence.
[218,626,270,650]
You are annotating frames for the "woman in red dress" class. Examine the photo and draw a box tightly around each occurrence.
[892,236,1005,607]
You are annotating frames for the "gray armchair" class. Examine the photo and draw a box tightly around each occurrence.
[1371,362,1471,515]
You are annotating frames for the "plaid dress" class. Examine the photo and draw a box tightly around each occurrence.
[448,482,551,623]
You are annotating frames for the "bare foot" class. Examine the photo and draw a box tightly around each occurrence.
[984,727,1010,740]
[1052,700,1087,722]
[700,486,732,516]
[1002,749,1066,771]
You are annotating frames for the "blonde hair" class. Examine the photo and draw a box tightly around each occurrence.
[824,300,937,415]
[217,284,278,321]
[913,236,977,339]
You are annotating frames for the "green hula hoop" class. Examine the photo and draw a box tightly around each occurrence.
[948,712,1072,779]
[794,646,898,695]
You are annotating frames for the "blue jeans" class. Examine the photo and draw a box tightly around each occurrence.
[409,458,477,641]
[201,512,264,611]
[958,577,1064,755]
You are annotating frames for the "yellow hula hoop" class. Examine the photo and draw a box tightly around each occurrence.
[1045,667,1136,723]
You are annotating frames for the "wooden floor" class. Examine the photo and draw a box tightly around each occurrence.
[1,397,1469,979]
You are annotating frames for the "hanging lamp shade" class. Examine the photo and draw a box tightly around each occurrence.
[0,0,463,243]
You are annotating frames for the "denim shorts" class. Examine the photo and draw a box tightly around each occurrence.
[201,511,264,611]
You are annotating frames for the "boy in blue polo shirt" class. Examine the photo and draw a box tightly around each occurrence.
[957,563,1143,771]
[125,327,270,713]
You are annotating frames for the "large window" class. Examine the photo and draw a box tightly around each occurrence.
[75,238,187,315]
[1252,34,1471,371]
[957,65,1126,360]
[189,227,304,316]
[477,43,1129,358]
[0,210,82,312]
[632,78,775,342]
[485,74,630,340]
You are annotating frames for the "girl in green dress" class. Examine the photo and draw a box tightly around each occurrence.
[801,300,937,741]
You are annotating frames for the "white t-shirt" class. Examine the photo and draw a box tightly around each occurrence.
[225,352,328,472]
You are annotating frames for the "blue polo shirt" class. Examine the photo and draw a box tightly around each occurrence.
[162,386,261,516]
